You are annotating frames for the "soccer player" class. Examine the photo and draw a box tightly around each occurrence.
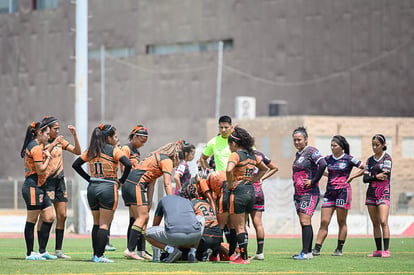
[38,116,81,259]
[291,127,327,260]
[363,134,392,258]
[72,124,132,263]
[250,150,279,260]
[121,141,182,260]
[312,135,364,256]
[173,141,196,194]
[226,127,268,264]
[20,120,57,260]
[120,125,149,258]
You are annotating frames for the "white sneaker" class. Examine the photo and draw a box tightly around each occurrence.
[138,251,152,260]
[306,252,313,259]
[55,250,71,259]
[251,253,264,260]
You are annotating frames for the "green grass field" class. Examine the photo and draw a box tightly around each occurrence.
[0,237,413,275]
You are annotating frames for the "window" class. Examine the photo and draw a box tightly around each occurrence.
[282,136,293,158]
[402,137,414,158]
[146,39,234,55]
[88,47,135,60]
[259,137,270,157]
[34,0,58,10]
[0,0,18,14]
[315,136,331,157]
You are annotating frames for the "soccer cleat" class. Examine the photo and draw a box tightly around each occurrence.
[312,249,321,256]
[251,253,264,260]
[123,250,144,260]
[138,251,152,260]
[332,249,343,256]
[92,255,114,263]
[209,254,220,262]
[105,244,116,251]
[367,250,382,257]
[55,250,71,259]
[165,248,182,263]
[230,257,250,264]
[39,251,58,260]
[382,250,391,258]
[26,252,46,260]
[187,253,198,263]
[293,252,312,260]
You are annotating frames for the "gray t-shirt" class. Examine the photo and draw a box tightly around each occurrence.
[155,195,202,234]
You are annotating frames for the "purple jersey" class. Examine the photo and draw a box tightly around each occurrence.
[175,160,191,186]
[292,146,324,196]
[325,154,362,189]
[253,150,271,176]
[364,153,392,189]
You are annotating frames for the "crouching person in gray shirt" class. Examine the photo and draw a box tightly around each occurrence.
[145,187,205,263]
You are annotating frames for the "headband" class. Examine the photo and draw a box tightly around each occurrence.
[133,126,148,137]
[374,134,385,144]
[99,124,113,136]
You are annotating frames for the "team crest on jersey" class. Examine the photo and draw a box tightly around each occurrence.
[298,156,305,163]
[339,163,347,169]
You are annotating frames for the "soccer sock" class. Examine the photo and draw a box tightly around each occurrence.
[301,225,313,254]
[228,229,237,256]
[96,228,109,257]
[383,238,390,251]
[314,243,322,251]
[165,245,174,253]
[55,229,64,250]
[337,240,345,251]
[92,225,99,256]
[24,222,35,256]
[189,247,197,256]
[236,233,248,260]
[309,225,314,253]
[223,225,230,243]
[139,234,146,252]
[38,221,53,254]
[127,217,135,247]
[256,238,264,254]
[375,237,382,251]
[128,225,143,252]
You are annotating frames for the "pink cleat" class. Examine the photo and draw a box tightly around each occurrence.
[367,250,382,257]
[382,250,391,258]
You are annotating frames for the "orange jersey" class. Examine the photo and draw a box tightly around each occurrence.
[80,144,126,181]
[199,170,226,198]
[228,150,262,187]
[44,138,70,179]
[121,144,141,169]
[191,199,219,231]
[24,140,47,186]
[136,153,173,184]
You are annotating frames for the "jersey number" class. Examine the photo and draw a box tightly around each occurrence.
[199,205,214,217]
[93,162,104,176]
[244,168,254,177]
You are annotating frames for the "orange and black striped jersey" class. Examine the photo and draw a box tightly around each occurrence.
[228,150,262,185]
[24,140,47,186]
[199,170,226,197]
[136,153,173,184]
[44,138,70,179]
[191,199,220,231]
[80,144,126,181]
[121,143,141,169]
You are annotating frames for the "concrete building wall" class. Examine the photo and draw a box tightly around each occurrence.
[1,0,414,179]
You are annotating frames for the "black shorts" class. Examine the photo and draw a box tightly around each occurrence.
[87,179,118,211]
[22,175,52,210]
[121,180,148,206]
[218,188,230,214]
[229,183,255,214]
[44,177,68,203]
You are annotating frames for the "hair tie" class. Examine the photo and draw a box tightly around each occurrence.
[30,121,36,131]
[102,125,113,136]
[98,124,104,130]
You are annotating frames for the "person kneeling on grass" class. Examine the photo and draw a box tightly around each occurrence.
[145,189,205,263]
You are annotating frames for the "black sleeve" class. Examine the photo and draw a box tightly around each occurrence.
[118,156,132,184]
[72,157,90,182]
[311,158,327,185]
[363,174,376,183]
